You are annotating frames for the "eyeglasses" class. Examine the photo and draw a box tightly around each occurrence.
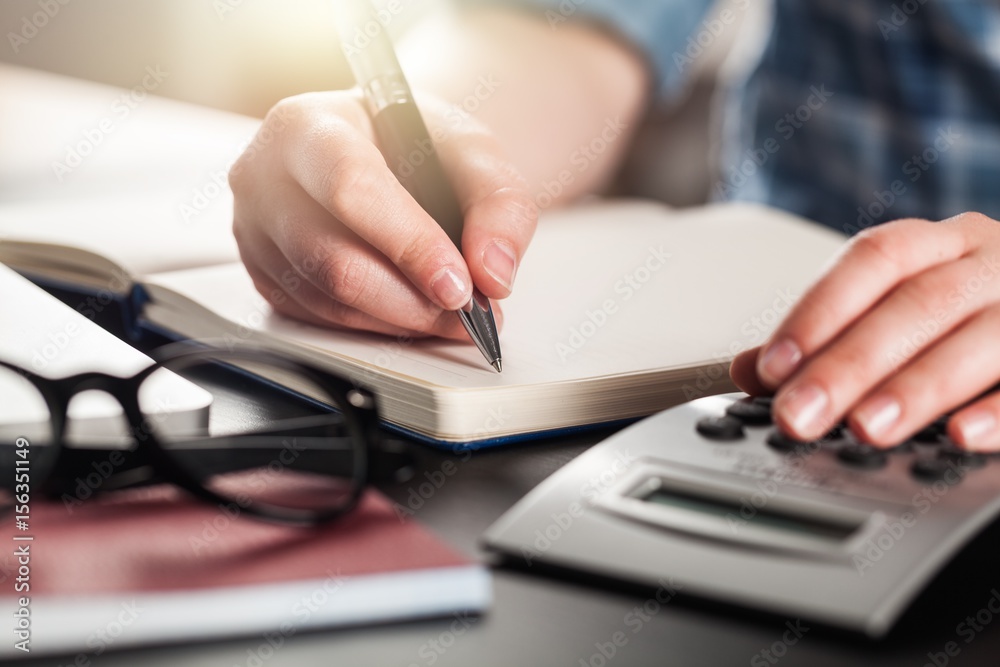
[0,342,414,525]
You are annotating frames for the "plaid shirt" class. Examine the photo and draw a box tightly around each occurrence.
[463,0,997,234]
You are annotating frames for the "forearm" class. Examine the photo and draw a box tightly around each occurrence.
[399,7,651,206]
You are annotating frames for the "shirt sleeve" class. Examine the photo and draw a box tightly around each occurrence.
[454,0,719,100]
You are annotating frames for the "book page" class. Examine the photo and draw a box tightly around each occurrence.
[142,200,846,391]
[0,64,254,280]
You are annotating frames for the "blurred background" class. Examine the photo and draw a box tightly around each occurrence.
[0,0,764,206]
[0,0,449,118]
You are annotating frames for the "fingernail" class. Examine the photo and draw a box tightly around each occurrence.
[483,241,517,292]
[430,267,470,310]
[955,409,997,449]
[758,339,802,386]
[854,395,901,439]
[780,382,829,436]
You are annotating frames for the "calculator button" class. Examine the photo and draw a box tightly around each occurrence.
[887,440,915,454]
[766,431,813,453]
[821,424,846,441]
[913,425,944,444]
[725,399,772,425]
[751,396,774,410]
[938,447,987,470]
[837,444,887,469]
[696,416,745,441]
[911,458,965,484]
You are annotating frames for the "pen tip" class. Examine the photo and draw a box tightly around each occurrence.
[491,359,502,373]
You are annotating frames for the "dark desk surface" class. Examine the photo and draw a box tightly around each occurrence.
[16,292,1000,666]
[61,431,1000,667]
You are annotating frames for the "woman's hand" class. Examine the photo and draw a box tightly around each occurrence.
[229,90,537,340]
[731,212,1000,451]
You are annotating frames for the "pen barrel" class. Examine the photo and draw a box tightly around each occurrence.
[372,103,465,249]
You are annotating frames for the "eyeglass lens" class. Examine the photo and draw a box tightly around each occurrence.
[136,354,366,517]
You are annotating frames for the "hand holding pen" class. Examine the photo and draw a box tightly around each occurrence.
[228,6,538,367]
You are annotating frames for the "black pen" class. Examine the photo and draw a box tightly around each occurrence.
[334,0,502,372]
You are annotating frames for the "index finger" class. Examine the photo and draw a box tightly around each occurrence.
[756,218,969,387]
[281,95,475,312]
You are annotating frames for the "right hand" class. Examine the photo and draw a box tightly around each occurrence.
[229,90,538,339]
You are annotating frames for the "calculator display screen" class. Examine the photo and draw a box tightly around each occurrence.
[642,487,861,543]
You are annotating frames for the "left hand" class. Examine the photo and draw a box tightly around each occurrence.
[730,212,1000,451]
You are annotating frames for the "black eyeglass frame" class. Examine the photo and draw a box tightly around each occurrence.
[0,342,395,526]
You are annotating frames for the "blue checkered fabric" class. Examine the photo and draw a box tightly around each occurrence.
[460,0,1000,233]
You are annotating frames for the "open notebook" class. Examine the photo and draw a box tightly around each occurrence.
[0,65,848,447]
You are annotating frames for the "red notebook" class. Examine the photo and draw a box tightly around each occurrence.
[1,485,490,658]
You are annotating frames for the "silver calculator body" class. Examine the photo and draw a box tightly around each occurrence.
[482,394,1000,636]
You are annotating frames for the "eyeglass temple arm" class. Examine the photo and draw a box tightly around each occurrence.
[3,422,413,498]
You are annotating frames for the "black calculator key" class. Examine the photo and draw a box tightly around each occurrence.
[766,431,814,453]
[751,396,774,410]
[726,399,772,425]
[913,424,945,444]
[696,416,745,441]
[938,447,987,470]
[837,444,887,469]
[821,423,846,441]
[888,440,915,454]
[911,458,966,484]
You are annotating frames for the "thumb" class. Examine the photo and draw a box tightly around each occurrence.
[430,108,538,300]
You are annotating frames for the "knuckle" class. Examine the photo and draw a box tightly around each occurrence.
[852,225,901,263]
[950,210,991,227]
[495,187,540,237]
[312,251,372,309]
[894,277,943,321]
[391,230,451,275]
[324,155,383,217]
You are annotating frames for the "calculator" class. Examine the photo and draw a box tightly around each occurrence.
[482,393,1000,636]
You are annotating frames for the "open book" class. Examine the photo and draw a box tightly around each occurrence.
[0,65,847,447]
[1,199,845,446]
